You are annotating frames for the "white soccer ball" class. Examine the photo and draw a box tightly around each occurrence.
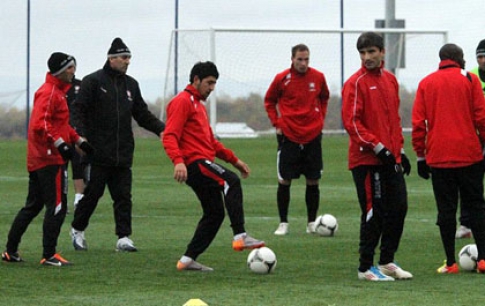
[314,214,338,237]
[458,244,478,271]
[247,247,277,274]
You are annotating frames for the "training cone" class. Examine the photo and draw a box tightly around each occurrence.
[183,299,208,306]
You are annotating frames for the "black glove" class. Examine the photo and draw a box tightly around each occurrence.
[401,154,411,176]
[417,160,430,180]
[79,141,95,155]
[57,142,74,161]
[376,147,397,166]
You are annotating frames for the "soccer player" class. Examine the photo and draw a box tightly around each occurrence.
[342,32,412,281]
[163,61,265,271]
[264,44,330,236]
[70,38,165,252]
[456,38,485,239]
[412,43,485,274]
[2,52,93,266]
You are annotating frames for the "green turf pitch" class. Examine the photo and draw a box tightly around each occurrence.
[0,136,482,306]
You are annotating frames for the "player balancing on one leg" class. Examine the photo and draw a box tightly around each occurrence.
[162,61,265,271]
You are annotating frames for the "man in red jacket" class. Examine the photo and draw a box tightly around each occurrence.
[412,43,485,274]
[264,44,330,236]
[2,52,93,266]
[163,61,265,271]
[342,32,412,281]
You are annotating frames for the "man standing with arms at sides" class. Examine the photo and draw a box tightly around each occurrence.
[2,52,93,266]
[264,44,330,236]
[342,32,412,281]
[70,38,165,252]
[455,38,485,239]
[163,61,265,271]
[412,43,485,274]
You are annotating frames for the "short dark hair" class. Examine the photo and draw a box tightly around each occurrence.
[189,61,219,83]
[439,43,465,68]
[291,44,310,58]
[356,32,384,51]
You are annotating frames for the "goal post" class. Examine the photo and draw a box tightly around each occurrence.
[162,28,448,132]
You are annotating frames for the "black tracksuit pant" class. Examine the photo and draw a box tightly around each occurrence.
[184,159,246,260]
[72,164,133,238]
[6,164,67,259]
[351,165,408,272]
[431,162,485,264]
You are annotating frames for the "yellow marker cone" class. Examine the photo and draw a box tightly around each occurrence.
[183,298,208,306]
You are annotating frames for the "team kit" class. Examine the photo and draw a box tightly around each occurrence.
[3,34,485,281]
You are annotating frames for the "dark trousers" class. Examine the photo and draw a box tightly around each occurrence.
[431,162,485,263]
[6,165,67,258]
[184,159,246,260]
[72,164,133,238]
[351,165,408,271]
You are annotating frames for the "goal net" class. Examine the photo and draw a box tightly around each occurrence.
[163,28,447,131]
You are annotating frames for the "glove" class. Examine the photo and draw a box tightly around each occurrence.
[417,160,430,180]
[401,154,411,176]
[57,142,74,161]
[79,141,95,155]
[376,147,397,166]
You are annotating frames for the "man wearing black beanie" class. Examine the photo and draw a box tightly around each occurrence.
[455,38,485,239]
[2,52,93,266]
[70,38,165,252]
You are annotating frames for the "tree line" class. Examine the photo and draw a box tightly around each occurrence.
[0,87,416,139]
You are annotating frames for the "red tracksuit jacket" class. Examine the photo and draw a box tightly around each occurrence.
[27,73,81,172]
[264,66,329,144]
[163,85,237,166]
[342,64,404,170]
[412,59,485,168]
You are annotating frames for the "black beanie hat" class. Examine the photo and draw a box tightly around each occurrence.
[107,37,131,58]
[476,39,485,57]
[48,52,75,76]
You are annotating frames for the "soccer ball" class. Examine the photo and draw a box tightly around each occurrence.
[458,244,478,271]
[314,214,338,237]
[247,247,277,274]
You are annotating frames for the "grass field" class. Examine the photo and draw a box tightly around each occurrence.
[0,136,481,306]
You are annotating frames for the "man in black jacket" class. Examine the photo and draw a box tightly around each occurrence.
[70,38,165,252]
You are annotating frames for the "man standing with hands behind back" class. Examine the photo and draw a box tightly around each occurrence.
[412,43,485,274]
[264,44,330,236]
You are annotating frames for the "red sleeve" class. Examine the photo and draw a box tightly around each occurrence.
[341,77,379,151]
[213,138,238,164]
[411,83,427,158]
[30,86,62,145]
[264,74,281,128]
[162,95,189,165]
[319,74,330,125]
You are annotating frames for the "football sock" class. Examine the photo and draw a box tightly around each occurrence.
[233,233,246,240]
[305,185,320,222]
[277,183,290,222]
[74,193,83,206]
[180,256,193,264]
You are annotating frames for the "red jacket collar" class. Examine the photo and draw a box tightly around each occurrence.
[361,61,385,75]
[184,84,204,101]
[438,59,461,70]
[45,72,71,93]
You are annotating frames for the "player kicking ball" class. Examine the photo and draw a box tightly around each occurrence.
[162,61,265,271]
